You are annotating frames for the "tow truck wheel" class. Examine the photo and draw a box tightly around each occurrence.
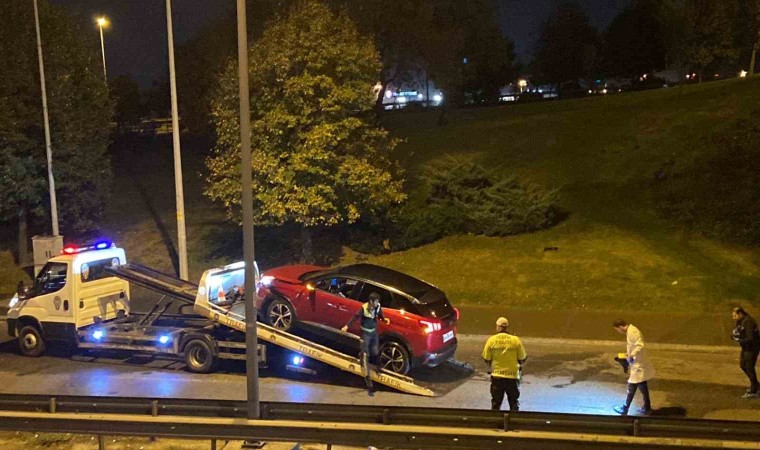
[184,340,216,373]
[18,325,46,357]
[379,341,411,375]
[265,298,295,332]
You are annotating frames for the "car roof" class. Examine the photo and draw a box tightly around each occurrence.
[330,264,435,298]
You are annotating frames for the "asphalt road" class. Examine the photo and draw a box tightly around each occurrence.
[0,329,757,422]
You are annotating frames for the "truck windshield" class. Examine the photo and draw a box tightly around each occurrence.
[33,262,68,295]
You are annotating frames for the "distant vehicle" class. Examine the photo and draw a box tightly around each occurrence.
[256,263,459,374]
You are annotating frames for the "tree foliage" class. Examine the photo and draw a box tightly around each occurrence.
[110,75,142,128]
[534,3,599,85]
[206,0,405,260]
[0,0,113,235]
[602,0,667,78]
[683,0,737,80]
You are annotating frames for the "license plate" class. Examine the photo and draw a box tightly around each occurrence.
[443,330,454,342]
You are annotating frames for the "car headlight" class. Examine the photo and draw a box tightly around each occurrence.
[259,275,274,287]
[8,294,19,309]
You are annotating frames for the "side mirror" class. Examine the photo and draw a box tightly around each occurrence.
[16,281,27,298]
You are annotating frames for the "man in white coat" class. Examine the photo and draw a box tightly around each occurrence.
[613,319,655,415]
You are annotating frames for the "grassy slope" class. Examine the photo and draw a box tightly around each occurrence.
[365,79,760,311]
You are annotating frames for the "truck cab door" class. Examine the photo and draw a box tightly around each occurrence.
[26,261,73,322]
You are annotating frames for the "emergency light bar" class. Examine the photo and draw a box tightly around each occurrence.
[62,240,114,255]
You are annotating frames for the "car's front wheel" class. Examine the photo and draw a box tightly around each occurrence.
[265,297,296,332]
[379,340,411,375]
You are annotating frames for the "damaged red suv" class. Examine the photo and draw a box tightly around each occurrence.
[255,263,458,374]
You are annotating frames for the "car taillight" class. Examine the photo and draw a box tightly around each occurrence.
[419,319,442,334]
[454,307,460,320]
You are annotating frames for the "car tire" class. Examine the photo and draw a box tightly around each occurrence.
[184,339,216,373]
[18,325,46,357]
[379,340,411,375]
[265,297,296,332]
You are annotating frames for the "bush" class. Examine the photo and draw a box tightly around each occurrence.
[394,157,561,249]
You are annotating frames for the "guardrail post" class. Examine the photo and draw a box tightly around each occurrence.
[150,400,159,442]
[97,435,105,450]
[210,440,217,450]
[382,408,390,425]
[633,419,641,437]
[49,397,56,414]
[503,412,510,431]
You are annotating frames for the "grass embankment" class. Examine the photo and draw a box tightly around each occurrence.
[1,79,758,312]
[370,78,760,311]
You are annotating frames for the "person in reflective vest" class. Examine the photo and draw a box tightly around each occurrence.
[342,292,390,393]
[482,317,527,411]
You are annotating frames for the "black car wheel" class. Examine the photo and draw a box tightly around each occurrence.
[18,325,46,357]
[266,298,296,332]
[380,341,411,375]
[184,339,216,373]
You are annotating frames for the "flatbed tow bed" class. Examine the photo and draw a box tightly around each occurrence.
[106,262,434,396]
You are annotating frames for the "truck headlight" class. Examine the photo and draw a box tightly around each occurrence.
[8,294,19,309]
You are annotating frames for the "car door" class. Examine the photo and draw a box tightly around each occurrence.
[311,276,360,329]
[343,282,395,335]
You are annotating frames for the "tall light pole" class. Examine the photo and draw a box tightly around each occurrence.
[165,0,189,280]
[237,0,259,420]
[33,0,59,237]
[96,17,108,83]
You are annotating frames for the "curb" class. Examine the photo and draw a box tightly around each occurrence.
[457,334,738,354]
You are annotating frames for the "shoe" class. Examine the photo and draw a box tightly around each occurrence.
[613,405,629,415]
[368,387,375,397]
[637,407,653,415]
[742,392,758,398]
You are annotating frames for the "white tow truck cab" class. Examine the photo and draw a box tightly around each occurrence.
[7,241,129,355]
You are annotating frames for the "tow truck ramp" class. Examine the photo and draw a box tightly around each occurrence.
[107,262,434,397]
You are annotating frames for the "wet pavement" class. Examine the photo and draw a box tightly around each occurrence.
[0,331,756,421]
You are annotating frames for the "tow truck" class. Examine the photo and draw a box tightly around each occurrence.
[6,241,434,396]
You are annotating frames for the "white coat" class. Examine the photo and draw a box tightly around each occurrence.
[626,324,655,384]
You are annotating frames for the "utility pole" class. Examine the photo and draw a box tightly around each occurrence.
[237,0,260,421]
[33,0,59,236]
[165,0,189,280]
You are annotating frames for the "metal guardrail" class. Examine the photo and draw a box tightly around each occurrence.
[0,394,757,449]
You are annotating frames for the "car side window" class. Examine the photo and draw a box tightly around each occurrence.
[34,262,68,295]
[355,283,397,309]
[315,276,359,298]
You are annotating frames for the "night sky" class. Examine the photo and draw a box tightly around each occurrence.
[51,0,630,88]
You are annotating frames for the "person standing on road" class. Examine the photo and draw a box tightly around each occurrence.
[482,317,527,411]
[613,319,655,415]
[731,306,760,397]
[342,291,390,395]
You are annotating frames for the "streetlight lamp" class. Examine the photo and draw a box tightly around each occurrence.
[96,16,108,83]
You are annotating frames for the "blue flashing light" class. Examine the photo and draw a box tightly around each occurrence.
[158,335,170,345]
[292,355,304,365]
[92,330,104,340]
[95,240,111,249]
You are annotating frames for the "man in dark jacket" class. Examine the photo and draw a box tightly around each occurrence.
[342,291,390,395]
[732,307,760,397]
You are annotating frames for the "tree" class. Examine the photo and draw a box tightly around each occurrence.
[683,0,738,81]
[602,0,667,78]
[0,0,113,251]
[533,3,600,86]
[110,75,142,129]
[206,0,406,262]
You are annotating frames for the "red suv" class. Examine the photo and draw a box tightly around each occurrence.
[255,263,458,374]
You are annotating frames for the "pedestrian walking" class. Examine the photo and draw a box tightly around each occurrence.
[731,306,760,397]
[482,317,527,411]
[612,319,655,415]
[342,291,390,396]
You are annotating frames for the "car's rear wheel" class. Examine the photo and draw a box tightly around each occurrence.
[265,298,296,332]
[379,340,411,375]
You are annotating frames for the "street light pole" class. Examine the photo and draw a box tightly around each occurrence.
[96,17,108,83]
[165,0,189,281]
[33,0,59,237]
[237,0,259,420]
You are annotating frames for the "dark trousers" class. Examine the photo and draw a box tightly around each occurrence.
[490,377,520,411]
[740,349,760,393]
[361,330,380,366]
[625,381,651,410]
